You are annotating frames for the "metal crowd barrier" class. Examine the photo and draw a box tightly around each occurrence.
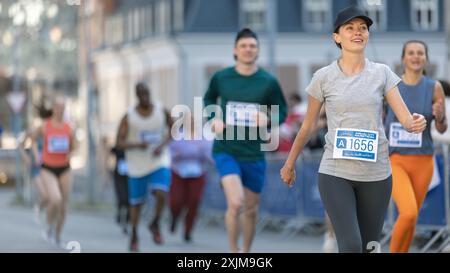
[199,151,326,234]
[437,143,450,252]
[200,146,450,252]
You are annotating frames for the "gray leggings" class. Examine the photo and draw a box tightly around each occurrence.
[318,173,392,253]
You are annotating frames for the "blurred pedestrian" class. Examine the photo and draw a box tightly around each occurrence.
[385,40,447,253]
[203,28,287,253]
[168,115,212,243]
[29,95,75,248]
[116,82,173,252]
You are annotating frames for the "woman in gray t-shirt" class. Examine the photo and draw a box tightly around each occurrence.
[280,6,427,253]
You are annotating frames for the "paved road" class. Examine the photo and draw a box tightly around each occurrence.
[2,187,446,253]
[0,188,325,253]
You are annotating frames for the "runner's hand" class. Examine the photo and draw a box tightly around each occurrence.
[432,98,445,123]
[409,113,427,133]
[280,164,296,187]
[211,118,225,134]
[256,111,268,127]
[153,145,163,156]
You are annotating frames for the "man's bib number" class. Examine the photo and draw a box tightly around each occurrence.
[226,101,259,127]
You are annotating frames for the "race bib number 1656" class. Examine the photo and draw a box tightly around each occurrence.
[333,128,378,163]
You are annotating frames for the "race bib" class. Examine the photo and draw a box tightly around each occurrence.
[389,122,422,148]
[48,136,69,154]
[226,101,259,127]
[117,159,128,176]
[333,128,378,162]
[177,160,203,178]
[140,130,162,144]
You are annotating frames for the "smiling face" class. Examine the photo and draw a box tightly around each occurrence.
[402,42,428,74]
[234,37,259,65]
[333,18,369,53]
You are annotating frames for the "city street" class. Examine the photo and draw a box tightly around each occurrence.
[0,188,324,253]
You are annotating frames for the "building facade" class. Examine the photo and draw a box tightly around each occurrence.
[90,0,449,144]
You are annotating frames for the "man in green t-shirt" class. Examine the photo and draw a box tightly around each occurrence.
[203,28,287,253]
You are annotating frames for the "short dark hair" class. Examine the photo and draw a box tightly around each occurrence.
[235,28,258,45]
[35,100,53,119]
[135,82,149,94]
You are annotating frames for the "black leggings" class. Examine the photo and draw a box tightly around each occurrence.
[318,173,392,253]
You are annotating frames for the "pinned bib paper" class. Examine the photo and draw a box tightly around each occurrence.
[117,159,128,176]
[226,101,259,127]
[177,160,203,178]
[48,136,70,154]
[333,128,378,162]
[140,130,162,144]
[389,122,422,148]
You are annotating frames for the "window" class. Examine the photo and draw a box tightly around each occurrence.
[358,0,387,31]
[133,8,140,40]
[411,0,438,31]
[139,7,147,37]
[155,0,170,34]
[173,0,184,32]
[240,0,267,31]
[145,5,153,36]
[104,14,124,46]
[104,17,113,46]
[126,11,133,41]
[303,0,332,32]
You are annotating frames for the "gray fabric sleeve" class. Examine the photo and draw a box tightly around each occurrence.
[383,64,402,96]
[306,70,325,102]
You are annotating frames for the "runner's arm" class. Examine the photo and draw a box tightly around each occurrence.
[433,81,447,134]
[283,95,323,169]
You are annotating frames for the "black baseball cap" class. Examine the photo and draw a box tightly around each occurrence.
[333,6,373,33]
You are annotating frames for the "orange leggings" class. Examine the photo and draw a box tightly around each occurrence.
[389,154,434,253]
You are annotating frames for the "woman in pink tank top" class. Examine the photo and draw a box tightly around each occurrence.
[30,96,75,248]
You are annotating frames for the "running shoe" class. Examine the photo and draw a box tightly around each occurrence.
[148,223,163,245]
[322,231,337,253]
